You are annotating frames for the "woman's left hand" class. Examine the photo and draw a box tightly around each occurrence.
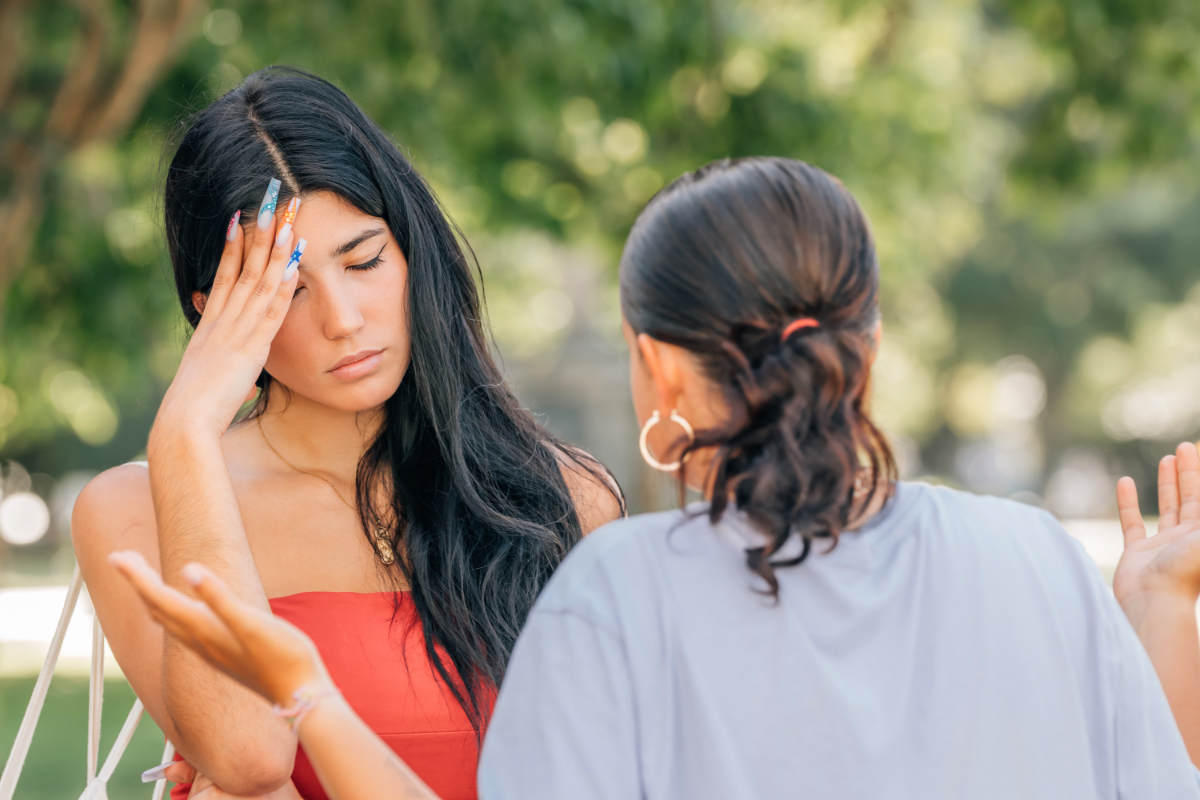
[159,761,302,800]
[108,550,330,710]
[113,556,443,800]
[190,774,304,799]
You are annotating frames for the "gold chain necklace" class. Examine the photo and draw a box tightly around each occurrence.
[257,418,395,565]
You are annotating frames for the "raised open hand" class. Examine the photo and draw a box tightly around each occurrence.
[1114,442,1200,624]
[156,180,305,438]
[108,550,328,710]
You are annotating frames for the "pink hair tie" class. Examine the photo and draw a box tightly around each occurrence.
[781,317,820,341]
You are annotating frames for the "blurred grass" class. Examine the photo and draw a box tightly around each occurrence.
[0,677,168,799]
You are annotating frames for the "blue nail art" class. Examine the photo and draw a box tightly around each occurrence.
[283,238,307,280]
[257,178,281,230]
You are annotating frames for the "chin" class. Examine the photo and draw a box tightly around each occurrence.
[276,371,401,414]
[323,381,401,413]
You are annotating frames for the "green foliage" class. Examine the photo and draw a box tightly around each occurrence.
[0,677,168,799]
[3,0,1200,507]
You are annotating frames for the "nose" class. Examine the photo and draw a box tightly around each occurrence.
[318,280,365,340]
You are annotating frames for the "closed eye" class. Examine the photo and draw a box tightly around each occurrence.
[349,244,387,272]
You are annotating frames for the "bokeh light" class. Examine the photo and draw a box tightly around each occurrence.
[0,491,51,546]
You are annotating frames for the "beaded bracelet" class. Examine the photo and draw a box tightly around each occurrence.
[273,684,339,733]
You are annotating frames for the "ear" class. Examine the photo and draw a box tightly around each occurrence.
[244,386,258,404]
[636,333,684,414]
[868,319,883,366]
[192,291,207,316]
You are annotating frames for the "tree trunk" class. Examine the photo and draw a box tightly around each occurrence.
[0,0,203,293]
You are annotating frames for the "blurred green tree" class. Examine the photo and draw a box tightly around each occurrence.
[0,0,1197,512]
[0,0,202,287]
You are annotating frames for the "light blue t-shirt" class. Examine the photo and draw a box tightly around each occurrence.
[478,482,1200,799]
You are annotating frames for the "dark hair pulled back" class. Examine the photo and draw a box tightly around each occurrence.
[619,157,895,596]
[164,67,620,730]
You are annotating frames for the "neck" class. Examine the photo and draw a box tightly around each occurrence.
[255,386,383,480]
[697,451,891,531]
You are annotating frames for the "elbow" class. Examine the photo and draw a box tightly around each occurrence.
[161,655,296,793]
[167,703,295,795]
[197,745,295,796]
[228,769,294,798]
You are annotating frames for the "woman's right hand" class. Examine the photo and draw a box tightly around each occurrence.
[1114,442,1200,625]
[1113,442,1200,766]
[108,550,328,710]
[154,180,303,440]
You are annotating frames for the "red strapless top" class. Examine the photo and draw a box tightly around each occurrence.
[172,591,485,800]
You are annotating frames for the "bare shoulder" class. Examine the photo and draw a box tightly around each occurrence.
[70,465,180,741]
[71,463,157,554]
[551,445,625,535]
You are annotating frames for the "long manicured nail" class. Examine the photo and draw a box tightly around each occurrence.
[257,178,281,230]
[225,210,241,241]
[280,196,300,228]
[142,762,174,783]
[283,238,306,281]
[275,223,292,246]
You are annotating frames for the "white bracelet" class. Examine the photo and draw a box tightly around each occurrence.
[272,684,339,733]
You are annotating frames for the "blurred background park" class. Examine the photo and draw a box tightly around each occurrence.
[2,0,1200,795]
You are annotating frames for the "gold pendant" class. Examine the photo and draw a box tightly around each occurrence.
[374,526,395,565]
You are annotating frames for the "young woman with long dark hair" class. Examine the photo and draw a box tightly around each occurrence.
[111,156,1200,799]
[72,67,621,800]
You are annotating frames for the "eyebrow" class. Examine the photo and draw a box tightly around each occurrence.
[331,227,386,258]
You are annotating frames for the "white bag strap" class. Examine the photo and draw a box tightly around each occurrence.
[151,741,176,800]
[0,564,174,800]
[79,697,145,799]
[0,565,85,799]
[89,614,104,781]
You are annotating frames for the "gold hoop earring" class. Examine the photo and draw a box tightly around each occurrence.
[639,409,695,472]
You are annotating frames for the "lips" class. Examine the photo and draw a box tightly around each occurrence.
[329,349,384,380]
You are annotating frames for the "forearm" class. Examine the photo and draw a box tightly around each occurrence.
[1126,592,1200,766]
[300,695,440,800]
[149,424,294,792]
[148,423,263,591]
[163,639,296,793]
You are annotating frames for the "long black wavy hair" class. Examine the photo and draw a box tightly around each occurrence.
[164,67,621,730]
[620,157,895,596]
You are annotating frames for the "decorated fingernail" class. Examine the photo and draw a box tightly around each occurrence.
[283,238,307,281]
[225,211,241,241]
[257,178,281,230]
[141,762,174,783]
[275,223,292,246]
[280,196,300,227]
